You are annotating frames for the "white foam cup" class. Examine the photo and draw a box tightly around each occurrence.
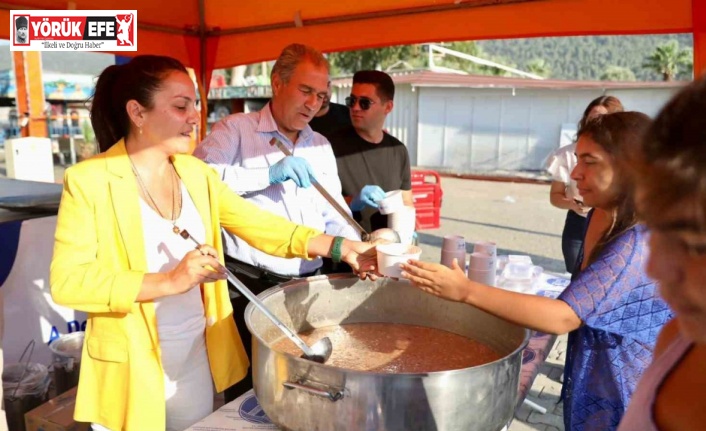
[378,190,404,215]
[389,206,416,245]
[376,243,423,278]
[396,230,415,246]
[389,206,416,230]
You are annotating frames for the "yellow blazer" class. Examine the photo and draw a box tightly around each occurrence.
[50,139,320,431]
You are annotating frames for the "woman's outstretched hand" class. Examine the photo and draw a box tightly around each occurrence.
[400,258,471,303]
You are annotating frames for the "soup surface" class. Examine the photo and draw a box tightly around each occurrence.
[271,322,501,373]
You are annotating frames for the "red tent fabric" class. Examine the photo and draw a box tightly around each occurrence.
[3,0,703,138]
[2,0,704,86]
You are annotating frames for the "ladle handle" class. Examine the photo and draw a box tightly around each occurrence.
[224,269,315,357]
[173,228,317,358]
[269,138,370,241]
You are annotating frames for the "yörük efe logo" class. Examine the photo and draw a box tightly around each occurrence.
[10,10,138,52]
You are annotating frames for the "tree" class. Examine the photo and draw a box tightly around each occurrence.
[328,45,415,75]
[642,40,693,81]
[677,51,694,80]
[526,58,551,78]
[327,41,519,77]
[600,66,636,81]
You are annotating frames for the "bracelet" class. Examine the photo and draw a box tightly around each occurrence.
[331,236,344,263]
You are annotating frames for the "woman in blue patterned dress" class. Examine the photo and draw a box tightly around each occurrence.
[401,111,673,431]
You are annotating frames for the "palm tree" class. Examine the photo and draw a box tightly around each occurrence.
[642,40,693,81]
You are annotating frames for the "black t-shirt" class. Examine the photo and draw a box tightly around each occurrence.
[309,103,352,142]
[329,126,412,232]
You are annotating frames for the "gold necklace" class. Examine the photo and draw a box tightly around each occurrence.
[128,156,205,252]
[129,157,182,234]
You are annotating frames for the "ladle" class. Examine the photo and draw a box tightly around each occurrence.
[368,227,401,244]
[176,229,332,363]
[225,267,332,364]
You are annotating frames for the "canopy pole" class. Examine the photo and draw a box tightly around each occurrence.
[13,51,47,138]
[198,0,208,141]
[694,0,706,77]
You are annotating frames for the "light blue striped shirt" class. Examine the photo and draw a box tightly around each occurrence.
[193,103,360,276]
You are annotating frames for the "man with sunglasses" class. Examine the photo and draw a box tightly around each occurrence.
[194,43,360,403]
[329,70,414,232]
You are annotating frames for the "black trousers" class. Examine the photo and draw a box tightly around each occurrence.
[562,210,588,274]
[222,257,323,403]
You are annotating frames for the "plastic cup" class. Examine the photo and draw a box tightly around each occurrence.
[468,268,495,286]
[441,249,466,269]
[508,255,533,265]
[442,235,466,252]
[469,252,496,271]
[473,241,497,257]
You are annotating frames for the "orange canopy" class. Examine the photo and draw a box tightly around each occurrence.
[2,0,704,84]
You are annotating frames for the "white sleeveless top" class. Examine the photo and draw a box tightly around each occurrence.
[617,332,693,431]
[139,182,206,339]
[138,182,213,431]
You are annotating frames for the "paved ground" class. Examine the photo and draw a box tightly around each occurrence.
[1,153,568,430]
[413,176,567,431]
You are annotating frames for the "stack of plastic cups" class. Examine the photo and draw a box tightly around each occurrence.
[389,206,416,245]
[468,252,496,286]
[469,241,498,286]
[474,241,497,269]
[441,235,466,269]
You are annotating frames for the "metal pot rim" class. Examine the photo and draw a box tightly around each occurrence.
[244,274,531,376]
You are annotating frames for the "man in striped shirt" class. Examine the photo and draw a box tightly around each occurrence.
[193,43,360,402]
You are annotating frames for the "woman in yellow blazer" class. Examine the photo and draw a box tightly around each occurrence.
[50,55,377,431]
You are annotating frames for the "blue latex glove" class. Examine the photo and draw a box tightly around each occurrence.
[350,185,386,211]
[269,156,315,188]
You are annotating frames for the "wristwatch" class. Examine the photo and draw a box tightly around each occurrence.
[331,236,344,263]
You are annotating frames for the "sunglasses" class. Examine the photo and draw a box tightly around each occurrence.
[345,96,376,111]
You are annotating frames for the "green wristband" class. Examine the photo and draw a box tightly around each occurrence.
[331,236,344,263]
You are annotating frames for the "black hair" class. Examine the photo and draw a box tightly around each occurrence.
[90,55,187,152]
[352,70,395,101]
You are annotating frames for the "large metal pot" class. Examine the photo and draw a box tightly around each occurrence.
[245,275,530,431]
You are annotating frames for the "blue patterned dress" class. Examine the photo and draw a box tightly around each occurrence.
[558,223,673,431]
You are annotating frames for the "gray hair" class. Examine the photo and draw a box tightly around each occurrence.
[271,43,329,85]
